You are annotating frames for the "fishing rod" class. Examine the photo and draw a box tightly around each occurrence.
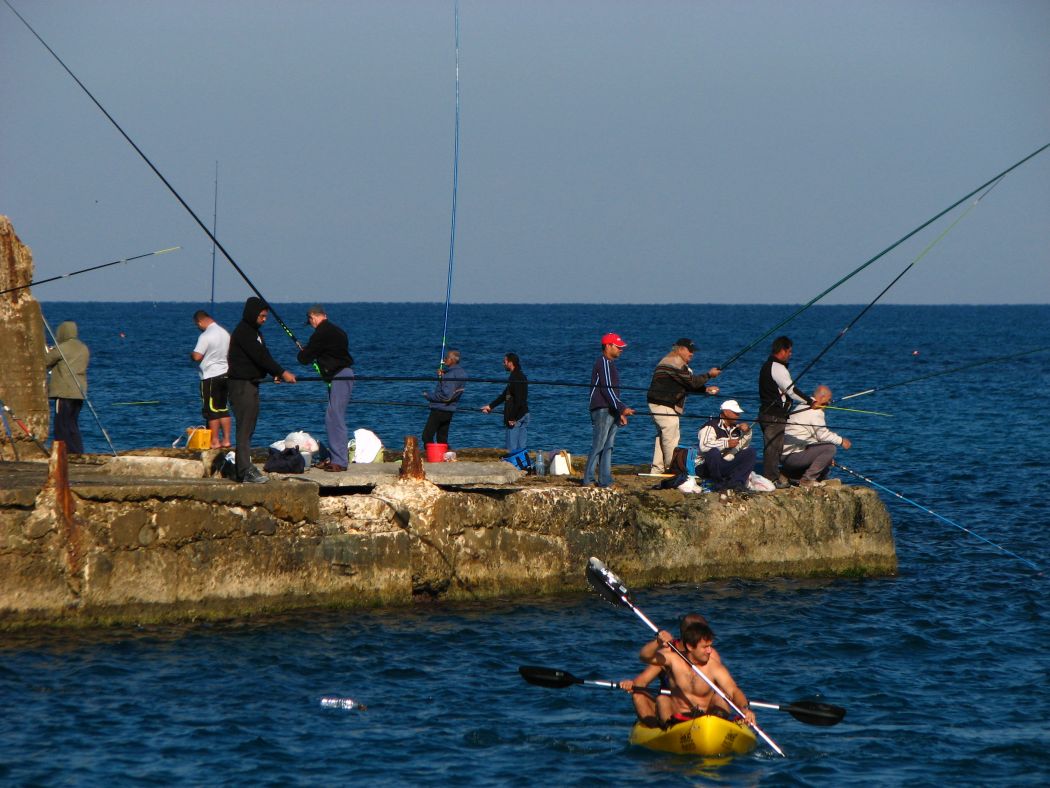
[210,161,219,312]
[0,400,49,455]
[438,0,461,370]
[2,1,308,359]
[258,387,893,431]
[839,346,1050,401]
[823,405,891,417]
[791,176,1004,388]
[0,400,21,460]
[717,142,1050,372]
[0,247,180,296]
[41,314,117,456]
[834,462,1040,572]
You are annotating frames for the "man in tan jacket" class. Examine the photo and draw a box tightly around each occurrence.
[646,338,720,474]
[44,320,90,454]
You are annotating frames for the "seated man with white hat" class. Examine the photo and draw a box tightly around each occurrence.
[697,400,757,491]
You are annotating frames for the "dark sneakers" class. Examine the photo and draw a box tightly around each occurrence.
[242,465,269,484]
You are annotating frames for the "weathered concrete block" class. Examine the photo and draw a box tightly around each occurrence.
[103,456,206,479]
[108,508,150,548]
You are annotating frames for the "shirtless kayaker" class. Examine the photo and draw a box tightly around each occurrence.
[620,613,728,725]
[628,620,756,728]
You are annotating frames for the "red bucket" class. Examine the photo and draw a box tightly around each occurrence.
[424,442,448,463]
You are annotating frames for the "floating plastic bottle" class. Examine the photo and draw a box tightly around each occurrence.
[320,696,367,711]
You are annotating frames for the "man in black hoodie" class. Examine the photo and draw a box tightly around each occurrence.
[297,304,354,472]
[227,297,297,483]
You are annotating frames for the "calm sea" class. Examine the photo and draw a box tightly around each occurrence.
[2,302,1047,785]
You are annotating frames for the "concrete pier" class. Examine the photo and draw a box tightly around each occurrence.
[0,447,896,628]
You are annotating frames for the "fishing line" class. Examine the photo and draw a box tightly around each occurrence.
[0,247,180,296]
[839,346,1050,401]
[3,0,308,356]
[835,462,1040,572]
[792,177,1004,388]
[717,142,1050,371]
[40,313,117,456]
[438,0,461,369]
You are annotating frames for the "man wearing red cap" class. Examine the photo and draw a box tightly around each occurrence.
[583,333,635,488]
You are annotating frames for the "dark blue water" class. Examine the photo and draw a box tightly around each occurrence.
[4,303,1048,785]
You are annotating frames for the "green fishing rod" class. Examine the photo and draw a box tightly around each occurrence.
[3,0,313,368]
[839,346,1050,401]
[717,142,1050,372]
[791,175,1004,388]
[0,247,181,296]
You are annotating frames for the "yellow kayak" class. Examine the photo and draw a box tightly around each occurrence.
[629,716,757,757]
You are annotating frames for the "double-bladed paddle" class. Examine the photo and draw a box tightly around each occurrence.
[585,557,786,756]
[517,665,845,727]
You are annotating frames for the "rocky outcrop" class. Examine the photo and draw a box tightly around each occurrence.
[0,216,50,460]
[0,451,896,627]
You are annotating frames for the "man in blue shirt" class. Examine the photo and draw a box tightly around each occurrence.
[583,333,635,488]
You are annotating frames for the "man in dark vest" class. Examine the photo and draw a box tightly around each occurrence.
[757,336,812,488]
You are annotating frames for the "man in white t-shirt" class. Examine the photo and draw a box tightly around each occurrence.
[190,310,232,448]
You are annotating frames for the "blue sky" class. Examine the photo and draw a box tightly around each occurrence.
[2,0,1048,303]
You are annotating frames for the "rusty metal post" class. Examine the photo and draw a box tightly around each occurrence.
[399,436,425,480]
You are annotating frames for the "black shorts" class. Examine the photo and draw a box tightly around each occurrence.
[200,375,229,421]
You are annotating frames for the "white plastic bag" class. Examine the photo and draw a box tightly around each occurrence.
[284,431,320,453]
[352,429,383,463]
[677,477,702,494]
[747,472,776,492]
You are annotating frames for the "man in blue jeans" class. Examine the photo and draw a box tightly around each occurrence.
[297,304,354,472]
[583,333,635,488]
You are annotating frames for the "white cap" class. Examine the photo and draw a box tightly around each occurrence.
[720,399,744,414]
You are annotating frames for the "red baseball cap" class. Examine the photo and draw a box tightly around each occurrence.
[601,332,627,348]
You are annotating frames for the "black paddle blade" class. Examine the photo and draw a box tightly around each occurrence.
[518,665,579,689]
[783,701,846,726]
[585,557,633,607]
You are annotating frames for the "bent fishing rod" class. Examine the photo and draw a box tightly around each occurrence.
[717,141,1050,372]
[438,0,461,370]
[0,247,180,296]
[791,176,1005,389]
[839,346,1050,401]
[3,0,307,358]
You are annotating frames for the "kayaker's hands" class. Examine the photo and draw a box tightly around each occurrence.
[619,680,635,692]
[742,708,756,726]
[656,629,674,647]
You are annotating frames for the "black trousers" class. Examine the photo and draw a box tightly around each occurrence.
[228,379,260,481]
[759,415,787,481]
[422,409,454,445]
[53,398,84,454]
